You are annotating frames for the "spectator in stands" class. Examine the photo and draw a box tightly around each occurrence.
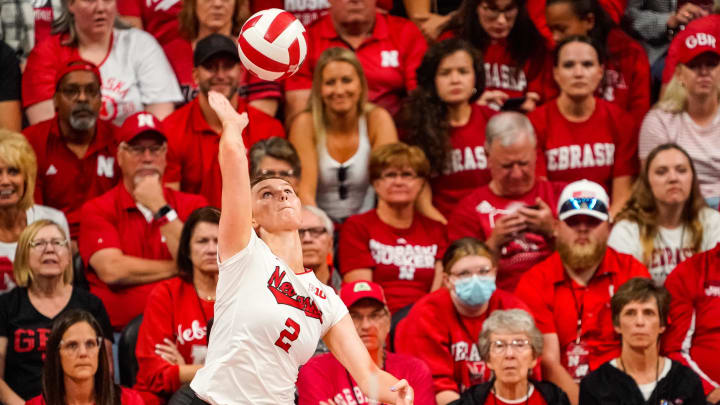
[248,137,301,189]
[609,143,720,285]
[395,237,530,405]
[283,0,427,122]
[23,60,120,240]
[163,34,284,208]
[639,32,720,208]
[515,179,650,405]
[405,38,496,221]
[0,221,112,404]
[0,0,63,63]
[22,0,182,125]
[403,0,462,40]
[339,143,447,314]
[0,41,21,132]
[0,130,69,293]
[300,205,338,289]
[447,112,559,292]
[134,207,219,405]
[78,112,208,332]
[544,0,651,120]
[528,36,638,217]
[579,278,705,404]
[289,47,397,224]
[26,309,142,405]
[296,280,436,405]
[453,309,571,405]
[440,0,552,111]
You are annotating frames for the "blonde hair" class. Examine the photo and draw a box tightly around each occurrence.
[368,142,431,182]
[0,130,38,211]
[309,47,373,144]
[14,220,73,287]
[657,64,720,113]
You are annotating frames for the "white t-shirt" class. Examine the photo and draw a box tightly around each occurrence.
[608,207,720,284]
[0,204,70,261]
[191,231,348,405]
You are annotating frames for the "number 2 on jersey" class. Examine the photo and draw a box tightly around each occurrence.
[274,318,301,352]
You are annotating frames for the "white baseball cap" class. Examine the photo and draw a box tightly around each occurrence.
[557,179,610,222]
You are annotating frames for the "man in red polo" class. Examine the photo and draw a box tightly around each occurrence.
[24,60,120,240]
[283,0,427,122]
[162,34,285,208]
[79,112,208,331]
[515,179,650,405]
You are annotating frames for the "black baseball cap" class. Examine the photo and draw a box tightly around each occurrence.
[193,34,240,67]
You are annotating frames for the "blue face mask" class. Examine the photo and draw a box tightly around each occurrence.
[454,276,496,307]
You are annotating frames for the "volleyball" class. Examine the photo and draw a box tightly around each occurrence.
[237,8,309,81]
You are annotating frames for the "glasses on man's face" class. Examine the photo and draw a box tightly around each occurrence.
[58,84,101,100]
[59,336,102,356]
[123,144,166,157]
[350,309,388,325]
[338,166,349,200]
[30,238,69,251]
[298,227,327,238]
[490,339,531,354]
[259,169,296,178]
[479,3,518,20]
[380,170,418,181]
[450,266,493,281]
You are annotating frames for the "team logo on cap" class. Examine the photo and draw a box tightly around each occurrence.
[685,33,717,49]
[572,191,596,199]
[136,113,156,128]
[354,282,372,293]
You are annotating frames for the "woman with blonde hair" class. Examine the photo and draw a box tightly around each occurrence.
[0,130,69,293]
[289,47,398,224]
[639,37,720,208]
[0,220,112,404]
[609,143,720,285]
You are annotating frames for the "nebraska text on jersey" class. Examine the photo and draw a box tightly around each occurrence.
[546,143,615,171]
[268,266,324,322]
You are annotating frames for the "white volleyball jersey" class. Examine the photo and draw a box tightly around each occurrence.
[190,231,348,405]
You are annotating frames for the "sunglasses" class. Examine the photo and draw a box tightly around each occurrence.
[338,165,348,200]
[558,197,608,217]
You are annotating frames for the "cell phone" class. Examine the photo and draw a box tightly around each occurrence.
[501,96,527,111]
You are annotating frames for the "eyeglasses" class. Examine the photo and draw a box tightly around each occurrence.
[490,339,531,354]
[350,310,388,325]
[478,3,518,20]
[298,227,327,238]
[450,266,494,280]
[380,170,418,181]
[58,84,101,100]
[123,144,166,157]
[259,169,296,178]
[30,238,69,251]
[59,337,103,356]
[338,166,349,200]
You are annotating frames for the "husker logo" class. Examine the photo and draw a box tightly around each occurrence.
[268,266,324,322]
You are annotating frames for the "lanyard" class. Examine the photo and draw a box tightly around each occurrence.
[193,286,211,344]
[565,276,584,345]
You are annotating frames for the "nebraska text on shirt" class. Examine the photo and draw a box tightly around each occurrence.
[368,240,437,269]
[176,320,206,345]
[484,63,527,91]
[443,146,487,175]
[546,143,615,171]
[451,341,482,362]
[598,69,627,102]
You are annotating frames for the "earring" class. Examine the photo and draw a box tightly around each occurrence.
[472,88,477,95]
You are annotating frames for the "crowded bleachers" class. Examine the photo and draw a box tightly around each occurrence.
[2,0,720,404]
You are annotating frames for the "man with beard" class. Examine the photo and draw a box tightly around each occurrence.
[162,34,285,208]
[24,60,119,240]
[79,111,208,332]
[515,179,650,405]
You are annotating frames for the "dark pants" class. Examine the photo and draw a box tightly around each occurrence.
[171,386,208,405]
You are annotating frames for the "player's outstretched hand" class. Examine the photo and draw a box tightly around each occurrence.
[391,379,414,405]
[208,90,249,133]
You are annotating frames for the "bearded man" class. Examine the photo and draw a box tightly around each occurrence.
[515,179,651,405]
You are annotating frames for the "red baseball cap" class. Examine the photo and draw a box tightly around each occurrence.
[677,32,720,65]
[55,59,102,88]
[340,281,387,308]
[119,112,166,143]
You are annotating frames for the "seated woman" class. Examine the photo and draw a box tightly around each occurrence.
[22,0,181,124]
[639,40,720,209]
[405,39,497,221]
[394,237,530,405]
[339,142,447,314]
[579,277,705,404]
[528,35,638,217]
[609,144,720,285]
[133,207,220,405]
[0,130,69,293]
[26,309,143,405]
[0,220,112,404]
[289,47,398,225]
[248,137,301,188]
[452,309,570,405]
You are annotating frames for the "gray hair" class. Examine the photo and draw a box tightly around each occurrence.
[248,137,302,178]
[302,205,334,235]
[484,112,537,150]
[52,0,129,47]
[478,309,543,361]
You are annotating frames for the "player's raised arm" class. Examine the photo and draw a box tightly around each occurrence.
[208,91,252,261]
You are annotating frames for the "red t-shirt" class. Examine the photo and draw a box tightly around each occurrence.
[529,98,638,192]
[33,0,54,46]
[338,210,447,314]
[430,104,496,218]
[134,277,214,405]
[663,243,720,395]
[662,15,720,83]
[394,288,532,394]
[515,249,650,375]
[116,0,181,47]
[481,38,555,101]
[249,0,393,25]
[526,0,627,43]
[162,97,285,207]
[447,180,563,292]
[78,184,208,330]
[0,257,14,294]
[26,387,144,405]
[296,351,436,405]
[286,12,427,118]
[24,118,120,239]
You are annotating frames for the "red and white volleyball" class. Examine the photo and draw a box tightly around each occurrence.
[237,8,309,81]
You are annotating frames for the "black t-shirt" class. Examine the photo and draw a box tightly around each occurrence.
[0,287,113,400]
[0,41,21,102]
